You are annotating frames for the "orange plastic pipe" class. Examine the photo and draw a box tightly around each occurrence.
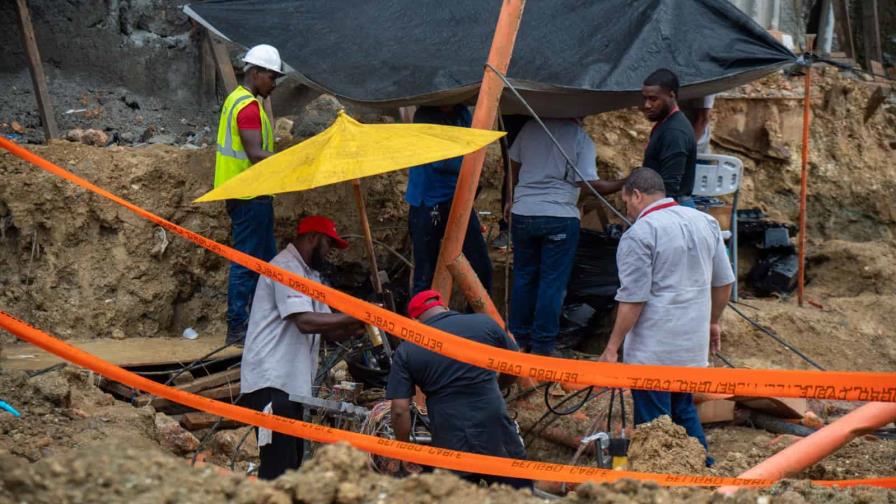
[431,0,526,301]
[717,402,896,495]
[446,253,506,329]
[797,65,812,306]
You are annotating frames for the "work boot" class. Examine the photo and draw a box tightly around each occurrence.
[491,230,510,249]
[225,322,248,347]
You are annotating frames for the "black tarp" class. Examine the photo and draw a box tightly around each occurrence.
[185,0,797,117]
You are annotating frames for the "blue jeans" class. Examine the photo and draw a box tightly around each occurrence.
[408,203,492,297]
[226,197,277,331]
[631,390,713,465]
[508,215,580,355]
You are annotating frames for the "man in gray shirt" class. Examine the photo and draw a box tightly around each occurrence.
[598,168,735,465]
[506,118,622,355]
[241,215,364,479]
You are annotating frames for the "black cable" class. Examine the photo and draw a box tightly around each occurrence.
[815,55,896,83]
[618,388,626,429]
[190,392,244,466]
[728,303,825,370]
[229,426,253,471]
[26,362,66,378]
[607,388,615,432]
[164,343,235,386]
[714,352,736,368]
[522,385,599,440]
[543,382,594,416]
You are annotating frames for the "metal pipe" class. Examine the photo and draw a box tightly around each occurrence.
[431,0,527,301]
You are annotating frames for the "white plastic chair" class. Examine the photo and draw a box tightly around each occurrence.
[692,153,743,301]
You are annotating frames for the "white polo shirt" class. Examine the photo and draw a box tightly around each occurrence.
[240,243,327,397]
[615,198,735,367]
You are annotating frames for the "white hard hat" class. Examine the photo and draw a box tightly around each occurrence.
[242,44,284,75]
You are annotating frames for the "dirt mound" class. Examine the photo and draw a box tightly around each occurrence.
[627,416,709,476]
[808,240,896,297]
[0,368,156,462]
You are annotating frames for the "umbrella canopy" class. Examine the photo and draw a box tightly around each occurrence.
[184,0,797,117]
[195,111,504,202]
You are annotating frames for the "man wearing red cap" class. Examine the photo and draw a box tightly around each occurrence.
[241,215,365,479]
[386,290,532,490]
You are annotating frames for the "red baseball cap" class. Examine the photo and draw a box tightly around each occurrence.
[407,289,446,319]
[297,215,349,249]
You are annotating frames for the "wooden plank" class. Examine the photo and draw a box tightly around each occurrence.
[200,32,217,106]
[832,0,855,58]
[207,30,238,94]
[14,0,58,141]
[139,381,241,411]
[180,411,242,431]
[733,396,807,419]
[176,368,241,394]
[1,334,242,371]
[862,0,882,67]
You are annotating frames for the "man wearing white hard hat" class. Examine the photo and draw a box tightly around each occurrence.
[214,44,285,345]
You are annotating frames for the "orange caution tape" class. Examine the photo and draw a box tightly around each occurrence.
[1,137,895,403]
[2,311,894,489]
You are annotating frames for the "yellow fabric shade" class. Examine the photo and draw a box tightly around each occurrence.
[195,110,504,202]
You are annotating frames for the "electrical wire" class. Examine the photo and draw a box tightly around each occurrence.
[544,382,594,416]
[728,303,825,370]
[814,54,896,83]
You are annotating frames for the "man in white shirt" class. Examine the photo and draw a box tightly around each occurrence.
[680,94,716,154]
[505,118,622,355]
[241,215,364,479]
[598,167,735,465]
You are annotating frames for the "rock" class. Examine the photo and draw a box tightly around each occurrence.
[274,117,294,150]
[110,328,126,340]
[119,131,136,144]
[65,129,85,143]
[121,95,141,110]
[29,373,71,408]
[212,427,258,461]
[292,95,342,139]
[147,134,176,145]
[80,129,109,147]
[11,121,24,134]
[154,412,200,455]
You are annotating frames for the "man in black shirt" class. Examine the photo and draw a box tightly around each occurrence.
[386,290,532,490]
[641,69,698,204]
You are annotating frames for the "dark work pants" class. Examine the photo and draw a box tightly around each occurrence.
[631,389,713,465]
[408,202,492,296]
[508,215,580,355]
[244,387,304,480]
[225,197,277,331]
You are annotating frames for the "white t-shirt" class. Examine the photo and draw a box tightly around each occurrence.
[240,243,328,397]
[615,198,735,367]
[508,119,598,219]
[680,94,716,150]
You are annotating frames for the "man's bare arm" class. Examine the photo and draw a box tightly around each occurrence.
[390,398,412,442]
[598,301,645,362]
[237,128,273,164]
[709,283,732,353]
[289,312,364,342]
[578,178,626,195]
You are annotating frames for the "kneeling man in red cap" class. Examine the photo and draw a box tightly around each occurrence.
[386,290,532,490]
[241,215,365,479]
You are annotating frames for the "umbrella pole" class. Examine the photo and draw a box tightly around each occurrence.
[797,64,812,307]
[431,0,526,304]
[352,179,383,294]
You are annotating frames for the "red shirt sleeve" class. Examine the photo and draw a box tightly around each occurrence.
[236,101,261,130]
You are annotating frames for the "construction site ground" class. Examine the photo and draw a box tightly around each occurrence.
[1,68,895,502]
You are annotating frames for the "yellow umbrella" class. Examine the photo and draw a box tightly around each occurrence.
[195,110,505,202]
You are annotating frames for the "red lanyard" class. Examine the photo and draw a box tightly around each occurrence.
[639,200,678,220]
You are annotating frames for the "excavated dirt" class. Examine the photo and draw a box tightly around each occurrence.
[628,416,709,476]
[1,69,895,502]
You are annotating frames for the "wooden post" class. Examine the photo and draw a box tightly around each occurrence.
[832,0,855,59]
[199,32,217,106]
[14,0,58,141]
[207,30,238,94]
[431,0,526,302]
[797,66,812,307]
[862,0,882,68]
[351,179,383,293]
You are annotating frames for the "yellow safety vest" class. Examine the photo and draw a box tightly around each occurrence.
[214,86,274,191]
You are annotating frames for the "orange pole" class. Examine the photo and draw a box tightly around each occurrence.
[446,253,506,330]
[717,402,896,495]
[431,0,526,301]
[797,65,812,307]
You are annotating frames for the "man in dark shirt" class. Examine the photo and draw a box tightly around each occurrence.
[641,69,698,204]
[386,290,531,490]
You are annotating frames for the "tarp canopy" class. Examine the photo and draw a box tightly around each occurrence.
[184,0,797,117]
[195,111,505,202]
